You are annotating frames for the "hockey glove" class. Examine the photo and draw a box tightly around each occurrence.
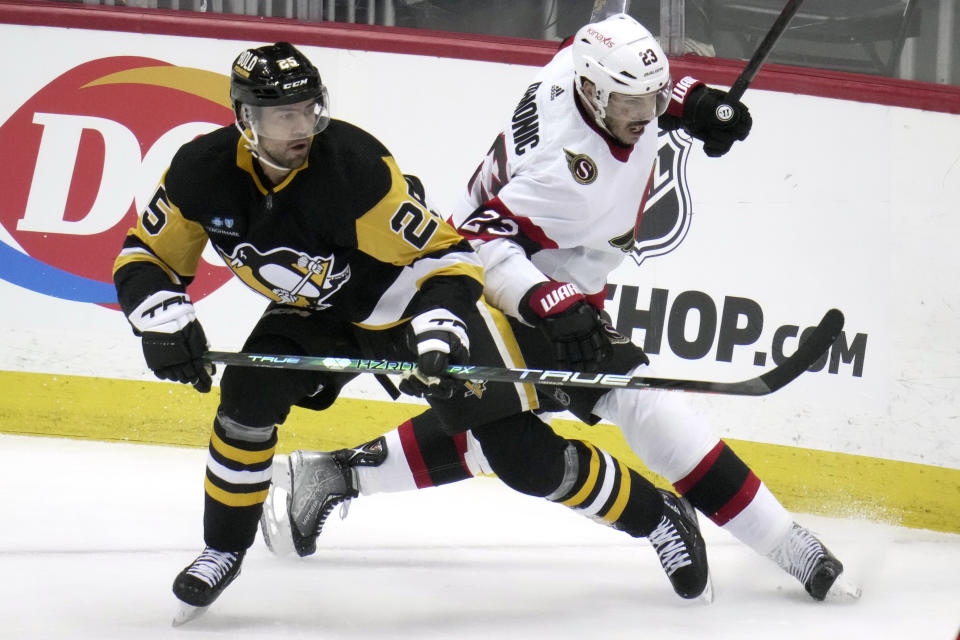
[127,290,214,393]
[399,308,470,400]
[522,282,612,372]
[682,85,752,157]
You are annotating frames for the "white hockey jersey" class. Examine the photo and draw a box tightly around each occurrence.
[452,43,659,320]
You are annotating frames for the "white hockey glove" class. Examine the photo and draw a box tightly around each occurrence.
[127,290,214,393]
[398,308,470,400]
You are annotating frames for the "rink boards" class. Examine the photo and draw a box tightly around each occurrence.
[0,7,958,534]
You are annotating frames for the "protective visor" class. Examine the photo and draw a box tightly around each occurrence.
[606,81,673,123]
[241,90,330,141]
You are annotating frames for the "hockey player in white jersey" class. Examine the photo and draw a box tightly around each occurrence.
[264,13,859,602]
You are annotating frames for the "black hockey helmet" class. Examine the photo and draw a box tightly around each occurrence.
[230,42,330,169]
[230,42,324,110]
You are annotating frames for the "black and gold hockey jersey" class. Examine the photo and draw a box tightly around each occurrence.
[113,120,483,327]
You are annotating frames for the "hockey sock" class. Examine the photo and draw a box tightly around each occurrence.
[353,411,477,495]
[549,440,663,537]
[673,440,792,553]
[202,416,277,551]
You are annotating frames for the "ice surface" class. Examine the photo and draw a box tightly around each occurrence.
[0,434,957,639]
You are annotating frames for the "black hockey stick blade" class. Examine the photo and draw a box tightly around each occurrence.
[725,0,806,103]
[638,307,844,396]
[204,308,843,397]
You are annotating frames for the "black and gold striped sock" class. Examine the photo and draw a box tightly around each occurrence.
[549,440,663,538]
[202,416,277,551]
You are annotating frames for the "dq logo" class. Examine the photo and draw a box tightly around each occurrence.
[0,56,236,306]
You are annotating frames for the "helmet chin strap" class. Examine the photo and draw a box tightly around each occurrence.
[575,84,618,140]
[234,121,299,173]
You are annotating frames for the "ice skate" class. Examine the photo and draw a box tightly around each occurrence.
[768,522,861,601]
[648,489,713,601]
[171,547,244,626]
[261,439,386,557]
[280,449,359,557]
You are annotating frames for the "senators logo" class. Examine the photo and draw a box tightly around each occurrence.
[0,56,235,306]
[225,244,351,310]
[563,148,598,185]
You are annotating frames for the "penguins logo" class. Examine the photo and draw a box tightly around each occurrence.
[608,129,693,266]
[226,243,350,309]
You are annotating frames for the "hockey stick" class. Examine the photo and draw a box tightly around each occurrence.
[723,0,806,104]
[590,0,630,23]
[204,308,843,397]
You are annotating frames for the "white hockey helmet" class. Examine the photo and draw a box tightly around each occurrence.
[572,13,672,125]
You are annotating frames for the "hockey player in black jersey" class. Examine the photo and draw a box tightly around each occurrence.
[112,42,710,625]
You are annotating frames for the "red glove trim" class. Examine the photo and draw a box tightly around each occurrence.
[666,75,705,118]
[584,288,608,311]
[527,281,586,318]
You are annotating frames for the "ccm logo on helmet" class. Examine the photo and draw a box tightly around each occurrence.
[586,27,615,48]
[283,78,308,90]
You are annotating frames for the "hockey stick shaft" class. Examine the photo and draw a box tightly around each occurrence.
[725,0,806,103]
[590,0,630,22]
[204,308,843,397]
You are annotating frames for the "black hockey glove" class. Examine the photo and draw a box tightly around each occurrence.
[680,85,752,157]
[522,282,612,372]
[127,290,214,393]
[399,308,470,400]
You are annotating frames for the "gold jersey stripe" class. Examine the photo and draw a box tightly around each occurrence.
[483,301,538,410]
[112,171,209,278]
[355,156,469,265]
[561,441,600,508]
[112,250,183,287]
[414,260,485,290]
[601,459,632,524]
[204,477,270,507]
[209,430,275,466]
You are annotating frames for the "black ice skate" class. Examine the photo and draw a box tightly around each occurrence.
[767,522,861,600]
[171,547,244,626]
[648,489,713,601]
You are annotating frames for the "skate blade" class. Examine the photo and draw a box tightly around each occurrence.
[260,455,294,557]
[697,573,715,604]
[172,601,209,627]
[271,454,292,492]
[827,573,862,601]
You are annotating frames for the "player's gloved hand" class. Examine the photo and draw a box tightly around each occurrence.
[399,308,470,400]
[680,84,752,157]
[522,281,612,372]
[127,290,214,393]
